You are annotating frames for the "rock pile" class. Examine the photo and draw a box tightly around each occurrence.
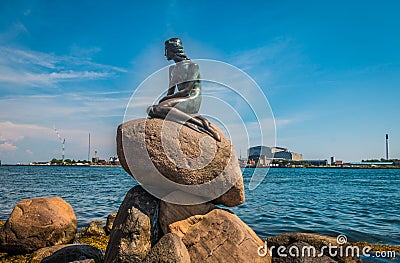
[104,118,271,262]
[104,185,270,263]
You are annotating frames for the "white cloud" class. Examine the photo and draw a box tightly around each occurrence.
[0,46,127,87]
[0,142,17,152]
[276,118,295,127]
[0,121,53,142]
[0,121,91,147]
[228,37,292,71]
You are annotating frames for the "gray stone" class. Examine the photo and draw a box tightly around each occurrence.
[142,233,191,263]
[104,185,160,263]
[39,244,102,263]
[0,196,77,253]
[169,209,271,262]
[104,207,150,263]
[30,244,72,263]
[116,118,245,207]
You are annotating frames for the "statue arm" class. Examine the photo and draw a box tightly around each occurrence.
[159,82,195,102]
[159,63,200,102]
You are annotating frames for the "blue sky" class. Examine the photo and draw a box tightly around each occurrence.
[0,0,399,164]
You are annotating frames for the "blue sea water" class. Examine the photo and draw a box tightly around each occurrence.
[0,166,399,246]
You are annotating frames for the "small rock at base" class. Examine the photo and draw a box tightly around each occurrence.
[84,220,106,236]
[41,245,102,263]
[105,212,117,235]
[142,233,191,263]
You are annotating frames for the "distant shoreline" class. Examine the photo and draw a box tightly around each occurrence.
[0,164,122,167]
[1,164,400,169]
[244,166,400,169]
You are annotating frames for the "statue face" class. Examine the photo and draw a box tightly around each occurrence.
[165,48,174,61]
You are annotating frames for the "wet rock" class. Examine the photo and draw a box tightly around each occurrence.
[84,220,106,236]
[142,233,191,263]
[169,209,271,262]
[104,207,150,263]
[266,233,361,263]
[105,212,117,235]
[0,196,77,253]
[30,244,71,263]
[70,260,95,263]
[39,244,103,263]
[117,118,245,207]
[104,185,160,262]
[159,191,215,234]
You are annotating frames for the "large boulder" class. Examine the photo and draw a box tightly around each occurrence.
[142,233,191,263]
[104,185,160,263]
[169,209,271,262]
[117,118,244,207]
[266,233,361,263]
[0,196,77,253]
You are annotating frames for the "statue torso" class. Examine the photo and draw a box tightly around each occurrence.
[168,61,202,114]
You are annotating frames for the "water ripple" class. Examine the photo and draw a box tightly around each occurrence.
[0,166,399,245]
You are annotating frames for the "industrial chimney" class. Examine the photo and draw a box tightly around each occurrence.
[386,134,389,160]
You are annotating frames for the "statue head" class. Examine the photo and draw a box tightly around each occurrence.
[165,38,188,61]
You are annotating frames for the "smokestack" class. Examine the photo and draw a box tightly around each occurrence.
[386,134,389,160]
[88,133,91,162]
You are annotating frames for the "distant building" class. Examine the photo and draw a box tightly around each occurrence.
[248,146,273,160]
[247,146,303,165]
[108,157,120,165]
[29,161,51,165]
[301,160,328,166]
[334,160,343,166]
[274,151,303,161]
[98,159,107,165]
[349,162,394,167]
[330,156,336,165]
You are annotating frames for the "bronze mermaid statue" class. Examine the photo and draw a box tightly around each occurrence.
[147,38,221,141]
